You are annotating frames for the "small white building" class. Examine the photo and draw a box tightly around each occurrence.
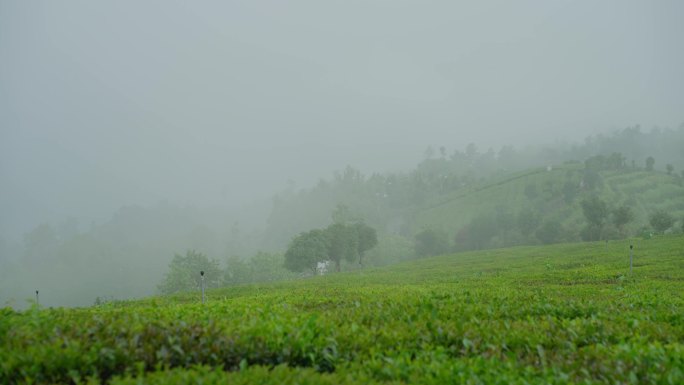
[316,260,331,275]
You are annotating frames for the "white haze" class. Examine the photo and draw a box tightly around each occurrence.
[2,0,683,240]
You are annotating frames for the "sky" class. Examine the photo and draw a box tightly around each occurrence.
[1,0,683,240]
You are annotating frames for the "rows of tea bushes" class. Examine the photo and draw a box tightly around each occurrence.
[1,236,683,384]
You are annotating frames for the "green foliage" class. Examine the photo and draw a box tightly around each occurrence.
[2,237,684,384]
[284,229,330,274]
[363,234,413,266]
[582,168,603,190]
[352,222,378,265]
[414,228,450,257]
[562,180,578,203]
[325,223,359,272]
[517,208,541,237]
[225,253,297,286]
[224,255,251,285]
[584,153,625,171]
[535,220,563,244]
[649,210,675,234]
[455,209,519,251]
[331,204,360,225]
[157,250,222,295]
[249,252,299,282]
[454,215,496,250]
[284,221,379,273]
[611,204,634,234]
[524,183,538,200]
[581,195,608,241]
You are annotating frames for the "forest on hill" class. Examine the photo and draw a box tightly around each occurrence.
[1,126,683,307]
[264,126,684,249]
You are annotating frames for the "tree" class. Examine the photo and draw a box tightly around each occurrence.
[611,205,634,236]
[517,208,540,237]
[535,220,563,244]
[562,180,578,203]
[666,164,674,175]
[645,156,655,171]
[581,195,608,241]
[284,229,329,275]
[415,228,450,257]
[331,204,360,224]
[454,214,499,251]
[249,252,294,282]
[224,255,250,285]
[353,222,378,266]
[582,169,603,190]
[325,223,359,272]
[649,210,674,234]
[524,183,538,200]
[157,250,222,295]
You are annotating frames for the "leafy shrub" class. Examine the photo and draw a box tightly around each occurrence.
[414,228,450,257]
[649,210,675,234]
[3,229,684,385]
[157,250,222,295]
[535,220,563,244]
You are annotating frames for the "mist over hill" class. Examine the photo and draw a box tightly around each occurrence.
[2,1,684,308]
[1,126,683,308]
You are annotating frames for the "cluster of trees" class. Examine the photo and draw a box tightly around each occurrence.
[157,207,380,296]
[158,250,300,295]
[4,126,684,307]
[412,205,681,260]
[157,250,223,295]
[648,210,677,235]
[284,219,378,274]
[579,196,633,241]
[580,197,680,240]
[265,126,684,250]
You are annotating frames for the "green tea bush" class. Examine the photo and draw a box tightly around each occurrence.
[2,236,683,384]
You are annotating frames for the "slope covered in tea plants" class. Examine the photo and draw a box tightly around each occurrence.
[2,236,683,384]
[415,164,684,242]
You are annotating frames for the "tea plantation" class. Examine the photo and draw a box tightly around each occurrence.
[2,236,683,384]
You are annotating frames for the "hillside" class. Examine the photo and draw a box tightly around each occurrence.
[3,128,683,308]
[2,236,683,384]
[415,164,684,243]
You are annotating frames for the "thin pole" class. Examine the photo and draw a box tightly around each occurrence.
[629,244,633,275]
[200,271,205,304]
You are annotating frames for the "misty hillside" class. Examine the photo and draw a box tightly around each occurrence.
[2,127,684,308]
[416,164,684,244]
[3,2,683,383]
[264,127,684,250]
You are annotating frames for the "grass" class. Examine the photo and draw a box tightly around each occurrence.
[1,235,683,384]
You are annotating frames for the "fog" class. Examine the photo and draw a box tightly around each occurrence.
[1,1,683,307]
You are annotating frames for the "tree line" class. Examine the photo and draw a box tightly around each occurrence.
[284,220,377,274]
[157,207,379,295]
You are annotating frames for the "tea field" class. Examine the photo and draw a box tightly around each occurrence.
[2,236,683,384]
